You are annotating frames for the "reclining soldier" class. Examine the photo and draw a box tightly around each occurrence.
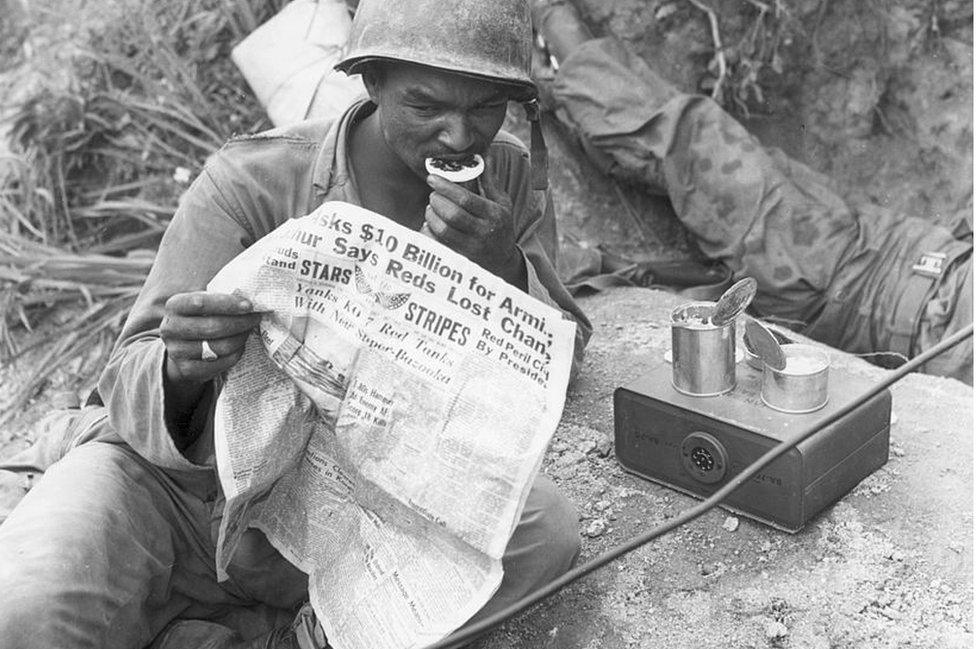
[0,1,591,647]
[533,0,972,384]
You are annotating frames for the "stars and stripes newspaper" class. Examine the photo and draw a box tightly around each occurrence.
[207,201,576,649]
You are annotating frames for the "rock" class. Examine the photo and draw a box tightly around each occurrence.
[551,440,570,454]
[722,516,740,532]
[555,450,586,468]
[700,562,721,576]
[869,481,890,495]
[764,621,789,640]
[552,465,579,481]
[585,519,607,537]
[594,434,613,458]
[878,607,902,620]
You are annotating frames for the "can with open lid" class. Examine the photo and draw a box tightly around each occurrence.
[670,301,736,397]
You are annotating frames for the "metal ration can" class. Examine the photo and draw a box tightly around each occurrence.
[670,301,736,397]
[761,343,830,413]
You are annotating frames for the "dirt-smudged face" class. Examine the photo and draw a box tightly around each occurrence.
[363,62,510,181]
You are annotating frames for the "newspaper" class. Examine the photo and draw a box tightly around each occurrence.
[208,201,577,649]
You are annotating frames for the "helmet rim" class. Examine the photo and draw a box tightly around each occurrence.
[335,55,537,102]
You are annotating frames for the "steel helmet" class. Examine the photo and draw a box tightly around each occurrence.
[335,0,537,101]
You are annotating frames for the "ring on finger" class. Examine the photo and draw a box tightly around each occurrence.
[201,340,218,362]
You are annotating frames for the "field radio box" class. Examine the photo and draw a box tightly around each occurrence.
[613,361,891,532]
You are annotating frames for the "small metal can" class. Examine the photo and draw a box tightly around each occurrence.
[761,344,830,413]
[670,302,736,397]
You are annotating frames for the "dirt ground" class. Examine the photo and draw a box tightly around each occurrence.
[474,288,973,649]
[0,0,973,648]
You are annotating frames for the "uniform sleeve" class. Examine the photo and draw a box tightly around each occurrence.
[515,187,593,381]
[96,165,255,471]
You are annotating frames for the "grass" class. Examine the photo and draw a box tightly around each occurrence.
[6,0,284,246]
[0,228,155,428]
[0,0,288,422]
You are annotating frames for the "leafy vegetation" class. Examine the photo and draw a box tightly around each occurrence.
[683,0,801,116]
[1,0,286,422]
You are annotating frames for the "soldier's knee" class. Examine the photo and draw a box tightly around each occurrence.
[544,485,582,570]
[519,476,581,573]
[0,575,75,648]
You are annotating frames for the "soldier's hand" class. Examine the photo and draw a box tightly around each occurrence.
[424,157,525,287]
[160,291,263,386]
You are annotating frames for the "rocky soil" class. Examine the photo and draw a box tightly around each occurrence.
[475,288,973,649]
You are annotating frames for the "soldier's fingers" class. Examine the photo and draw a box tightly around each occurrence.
[423,205,469,248]
[165,291,254,316]
[425,173,467,204]
[425,174,498,215]
[161,311,263,341]
[427,193,484,235]
[168,349,245,383]
[164,331,252,362]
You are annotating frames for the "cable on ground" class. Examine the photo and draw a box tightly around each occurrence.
[423,323,974,649]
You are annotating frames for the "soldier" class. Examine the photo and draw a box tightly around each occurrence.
[534,0,972,384]
[0,1,589,648]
